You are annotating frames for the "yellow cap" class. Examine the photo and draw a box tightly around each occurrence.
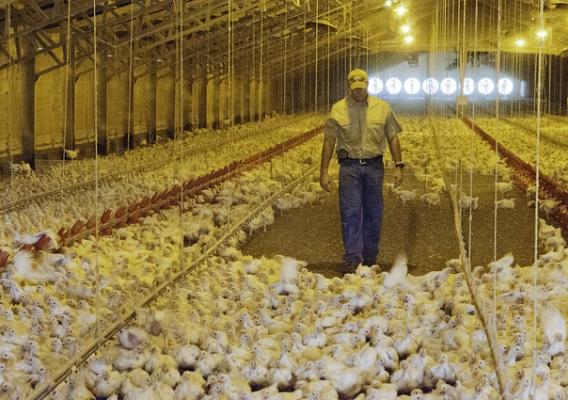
[348,69,368,90]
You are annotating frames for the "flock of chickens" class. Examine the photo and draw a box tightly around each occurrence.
[476,116,568,189]
[389,117,517,212]
[0,113,566,399]
[0,115,321,249]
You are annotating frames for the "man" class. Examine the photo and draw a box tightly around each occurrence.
[320,68,404,269]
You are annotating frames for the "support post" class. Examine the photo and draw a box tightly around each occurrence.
[207,76,219,129]
[192,70,207,128]
[21,36,35,168]
[168,64,176,139]
[96,49,108,155]
[232,75,242,124]
[249,79,257,121]
[148,62,157,143]
[126,75,136,151]
[257,79,264,120]
[241,74,250,122]
[64,39,75,154]
[219,77,229,127]
[183,65,192,130]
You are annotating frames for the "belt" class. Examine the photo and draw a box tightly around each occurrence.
[339,155,382,165]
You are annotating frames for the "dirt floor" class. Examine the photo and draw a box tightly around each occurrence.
[242,168,537,277]
[459,174,536,269]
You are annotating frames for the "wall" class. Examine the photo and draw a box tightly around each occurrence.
[0,64,23,158]
[1,56,277,167]
[74,64,95,146]
[35,51,65,153]
[132,65,149,140]
[156,69,174,136]
[107,71,128,145]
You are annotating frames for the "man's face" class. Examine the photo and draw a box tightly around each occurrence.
[350,87,368,103]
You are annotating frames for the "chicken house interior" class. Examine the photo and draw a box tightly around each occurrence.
[1,0,568,399]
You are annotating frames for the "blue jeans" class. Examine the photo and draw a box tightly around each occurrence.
[338,157,384,267]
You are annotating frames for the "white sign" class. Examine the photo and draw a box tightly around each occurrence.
[422,78,439,95]
[478,78,495,95]
[368,77,384,95]
[404,78,421,95]
[440,78,457,95]
[386,78,402,94]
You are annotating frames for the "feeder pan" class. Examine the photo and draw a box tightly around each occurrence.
[337,35,364,44]
[305,18,338,33]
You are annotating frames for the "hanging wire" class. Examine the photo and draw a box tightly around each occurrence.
[491,2,502,392]
[92,0,102,343]
[326,0,330,112]
[176,0,186,289]
[302,10,306,112]
[60,0,73,203]
[467,0,476,264]
[531,0,545,396]
[283,1,288,115]
[493,0,502,264]
[259,0,264,119]
[228,0,234,127]
[314,0,319,112]
[126,0,135,169]
[7,4,14,204]
[429,0,506,395]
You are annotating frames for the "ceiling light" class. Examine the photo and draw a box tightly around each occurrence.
[395,5,407,16]
[400,24,410,33]
[384,0,393,6]
[515,38,526,47]
[536,30,548,39]
[403,35,414,44]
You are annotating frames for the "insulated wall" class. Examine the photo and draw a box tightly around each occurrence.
[35,52,65,152]
[132,66,150,141]
[107,71,128,146]
[74,65,95,146]
[156,69,175,137]
[0,65,23,158]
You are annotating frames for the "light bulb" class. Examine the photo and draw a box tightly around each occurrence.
[515,38,526,47]
[400,24,410,33]
[403,35,414,44]
[395,5,407,16]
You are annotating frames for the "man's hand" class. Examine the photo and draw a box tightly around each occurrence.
[393,167,403,187]
[320,172,332,192]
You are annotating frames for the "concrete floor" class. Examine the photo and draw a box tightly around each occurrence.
[242,169,537,277]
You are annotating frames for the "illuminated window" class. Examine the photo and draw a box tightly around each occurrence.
[498,78,514,96]
[440,78,457,95]
[404,78,421,95]
[386,78,402,94]
[422,78,439,95]
[478,78,495,95]
[368,77,384,95]
[462,78,475,95]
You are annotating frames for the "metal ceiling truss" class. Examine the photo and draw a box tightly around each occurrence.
[0,0,566,82]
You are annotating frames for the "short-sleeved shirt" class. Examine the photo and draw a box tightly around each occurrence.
[324,95,402,159]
